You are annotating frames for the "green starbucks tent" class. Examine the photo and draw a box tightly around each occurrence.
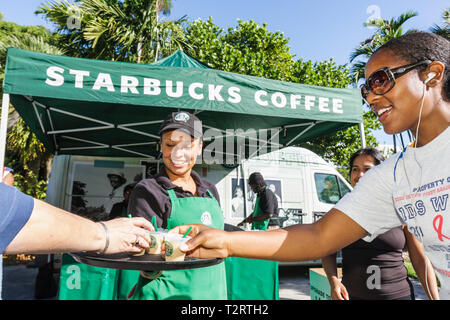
[1,48,363,162]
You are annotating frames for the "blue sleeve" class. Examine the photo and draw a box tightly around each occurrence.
[0,183,34,253]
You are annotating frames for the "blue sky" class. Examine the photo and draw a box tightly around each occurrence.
[1,0,448,144]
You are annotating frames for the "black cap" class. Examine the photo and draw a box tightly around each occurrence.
[248,172,265,186]
[159,111,203,138]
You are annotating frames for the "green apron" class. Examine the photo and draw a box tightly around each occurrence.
[59,254,118,300]
[251,194,270,231]
[58,205,139,300]
[225,257,279,300]
[129,188,227,300]
[115,206,140,300]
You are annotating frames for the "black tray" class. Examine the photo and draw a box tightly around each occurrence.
[70,252,223,271]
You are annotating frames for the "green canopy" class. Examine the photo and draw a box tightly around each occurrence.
[2,48,363,160]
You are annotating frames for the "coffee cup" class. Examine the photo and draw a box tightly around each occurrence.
[164,233,190,262]
[147,231,165,254]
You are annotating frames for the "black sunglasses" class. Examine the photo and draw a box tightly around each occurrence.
[360,60,431,100]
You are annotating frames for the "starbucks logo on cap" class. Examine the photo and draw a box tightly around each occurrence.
[201,211,212,225]
[174,112,190,123]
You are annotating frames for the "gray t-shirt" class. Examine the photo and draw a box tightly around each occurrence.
[335,126,450,299]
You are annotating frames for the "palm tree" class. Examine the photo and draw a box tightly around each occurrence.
[430,8,449,40]
[349,11,418,83]
[37,0,188,63]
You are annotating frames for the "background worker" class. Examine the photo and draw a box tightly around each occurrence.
[108,183,136,220]
[237,172,278,231]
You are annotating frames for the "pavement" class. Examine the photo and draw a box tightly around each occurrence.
[2,264,428,300]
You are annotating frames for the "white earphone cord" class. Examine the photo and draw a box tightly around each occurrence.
[402,82,435,300]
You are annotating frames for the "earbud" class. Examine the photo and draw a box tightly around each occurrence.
[424,72,436,85]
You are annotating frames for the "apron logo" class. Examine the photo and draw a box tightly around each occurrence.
[201,211,212,225]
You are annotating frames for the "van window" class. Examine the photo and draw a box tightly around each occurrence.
[314,173,349,204]
[338,177,351,197]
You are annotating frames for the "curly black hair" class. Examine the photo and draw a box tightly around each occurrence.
[374,32,450,101]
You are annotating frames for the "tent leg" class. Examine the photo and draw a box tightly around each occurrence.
[358,122,366,148]
[0,93,10,182]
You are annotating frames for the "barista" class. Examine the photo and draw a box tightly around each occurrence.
[127,111,227,300]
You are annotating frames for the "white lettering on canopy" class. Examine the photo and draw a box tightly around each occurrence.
[93,73,115,92]
[143,78,161,95]
[69,69,90,89]
[255,90,268,107]
[228,87,241,104]
[208,84,224,102]
[45,66,64,86]
[121,76,139,94]
[166,80,183,98]
[43,66,349,115]
[189,82,204,100]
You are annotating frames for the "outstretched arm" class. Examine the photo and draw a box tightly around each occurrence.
[173,209,368,262]
[5,199,153,255]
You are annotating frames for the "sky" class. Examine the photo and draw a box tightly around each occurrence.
[1,0,448,144]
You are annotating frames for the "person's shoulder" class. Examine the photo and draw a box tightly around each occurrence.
[135,175,165,191]
[0,183,32,202]
[201,178,218,192]
[261,187,276,199]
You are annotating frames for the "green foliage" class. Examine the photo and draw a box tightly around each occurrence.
[36,0,188,62]
[7,118,46,164]
[291,58,351,88]
[12,167,48,200]
[5,118,51,199]
[0,20,59,197]
[185,18,294,81]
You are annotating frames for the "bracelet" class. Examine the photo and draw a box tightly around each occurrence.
[97,221,109,254]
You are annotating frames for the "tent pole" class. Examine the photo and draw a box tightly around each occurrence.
[241,160,248,220]
[358,122,366,148]
[0,94,10,182]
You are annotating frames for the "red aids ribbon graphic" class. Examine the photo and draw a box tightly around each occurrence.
[433,215,450,242]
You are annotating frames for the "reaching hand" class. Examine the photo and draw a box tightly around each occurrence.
[101,217,153,254]
[168,224,231,259]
